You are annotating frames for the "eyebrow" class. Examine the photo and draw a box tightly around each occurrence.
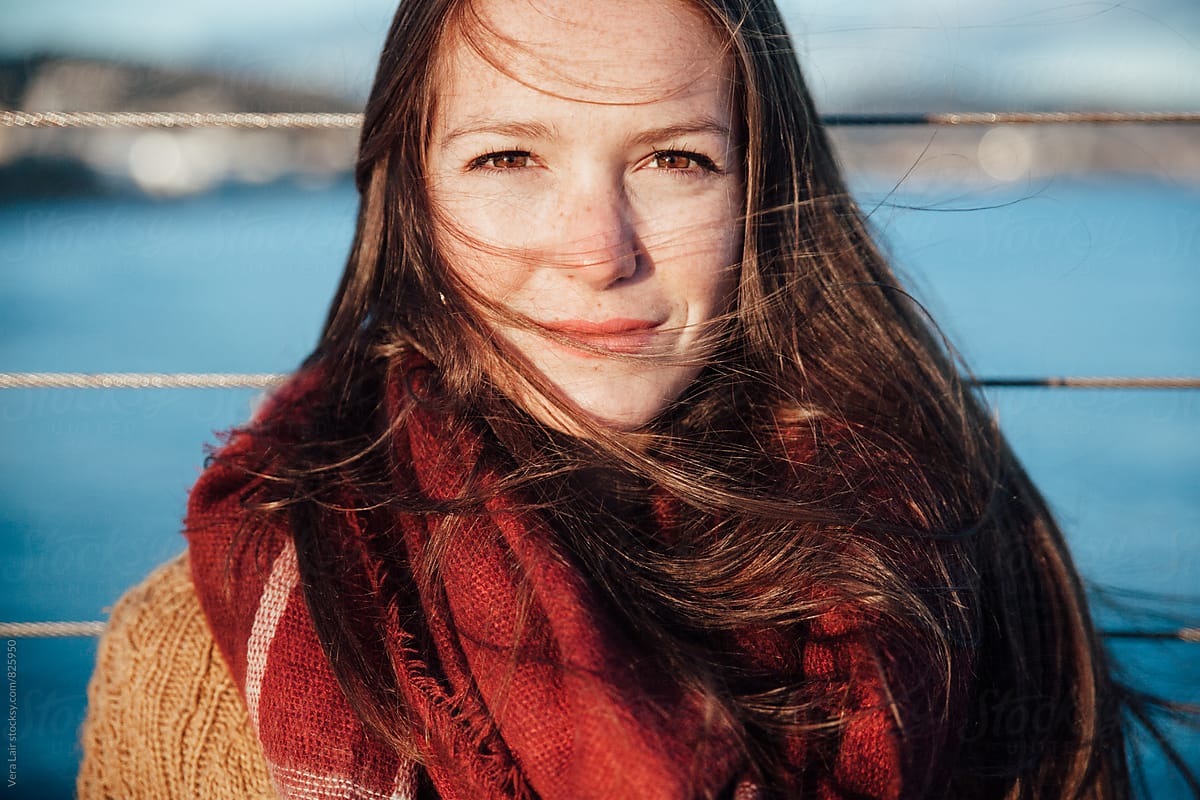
[440,119,557,147]
[628,118,733,146]
[437,116,733,148]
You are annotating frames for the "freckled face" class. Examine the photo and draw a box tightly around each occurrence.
[426,0,743,431]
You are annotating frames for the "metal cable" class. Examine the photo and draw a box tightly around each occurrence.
[823,111,1200,126]
[0,111,362,129]
[0,372,286,389]
[3,110,1198,129]
[2,372,1198,390]
[0,620,107,638]
[973,377,1200,389]
[1,618,1194,640]
[1104,628,1200,643]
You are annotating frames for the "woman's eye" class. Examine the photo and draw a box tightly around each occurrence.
[470,151,532,170]
[647,150,717,173]
[651,152,693,170]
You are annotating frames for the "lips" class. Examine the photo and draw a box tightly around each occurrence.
[538,318,664,354]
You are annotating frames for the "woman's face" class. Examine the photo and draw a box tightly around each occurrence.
[427,0,743,431]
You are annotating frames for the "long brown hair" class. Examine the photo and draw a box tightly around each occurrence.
[213,0,1195,797]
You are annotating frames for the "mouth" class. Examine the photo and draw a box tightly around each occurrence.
[537,318,664,355]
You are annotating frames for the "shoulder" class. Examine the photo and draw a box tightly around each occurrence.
[94,551,202,646]
[77,551,276,799]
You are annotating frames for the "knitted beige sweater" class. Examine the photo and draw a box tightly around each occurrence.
[76,551,278,799]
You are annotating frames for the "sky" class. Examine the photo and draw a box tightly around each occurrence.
[2,0,1199,110]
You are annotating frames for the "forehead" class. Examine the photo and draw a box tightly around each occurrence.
[435,0,733,109]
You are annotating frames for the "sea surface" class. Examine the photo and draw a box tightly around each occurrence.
[1,174,1197,798]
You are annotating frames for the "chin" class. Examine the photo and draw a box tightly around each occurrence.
[509,350,701,434]
[562,375,691,432]
[577,400,663,431]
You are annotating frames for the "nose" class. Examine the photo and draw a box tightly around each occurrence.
[552,179,641,289]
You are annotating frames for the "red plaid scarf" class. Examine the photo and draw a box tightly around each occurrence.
[184,360,922,800]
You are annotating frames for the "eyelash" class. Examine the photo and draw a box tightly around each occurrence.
[649,150,721,175]
[466,148,721,175]
[468,151,533,171]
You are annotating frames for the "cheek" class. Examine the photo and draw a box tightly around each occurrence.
[649,197,742,313]
[432,203,535,304]
[707,207,743,285]
[709,193,744,309]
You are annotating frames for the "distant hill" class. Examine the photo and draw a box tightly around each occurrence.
[0,54,360,200]
[0,52,360,113]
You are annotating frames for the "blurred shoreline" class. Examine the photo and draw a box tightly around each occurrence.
[2,54,1198,202]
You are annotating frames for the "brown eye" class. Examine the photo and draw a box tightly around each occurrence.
[480,152,530,169]
[652,152,693,170]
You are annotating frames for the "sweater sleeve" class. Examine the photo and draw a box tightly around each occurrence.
[76,550,278,800]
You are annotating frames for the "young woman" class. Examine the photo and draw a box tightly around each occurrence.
[78,0,1186,797]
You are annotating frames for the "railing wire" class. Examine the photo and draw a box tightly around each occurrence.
[973,377,1200,389]
[0,111,361,129]
[2,373,1198,391]
[1105,629,1200,643]
[3,110,1199,130]
[2,618,1194,641]
[0,372,286,389]
[823,111,1200,126]
[0,621,107,638]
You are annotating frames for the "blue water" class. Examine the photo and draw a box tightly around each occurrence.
[1,175,1197,797]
